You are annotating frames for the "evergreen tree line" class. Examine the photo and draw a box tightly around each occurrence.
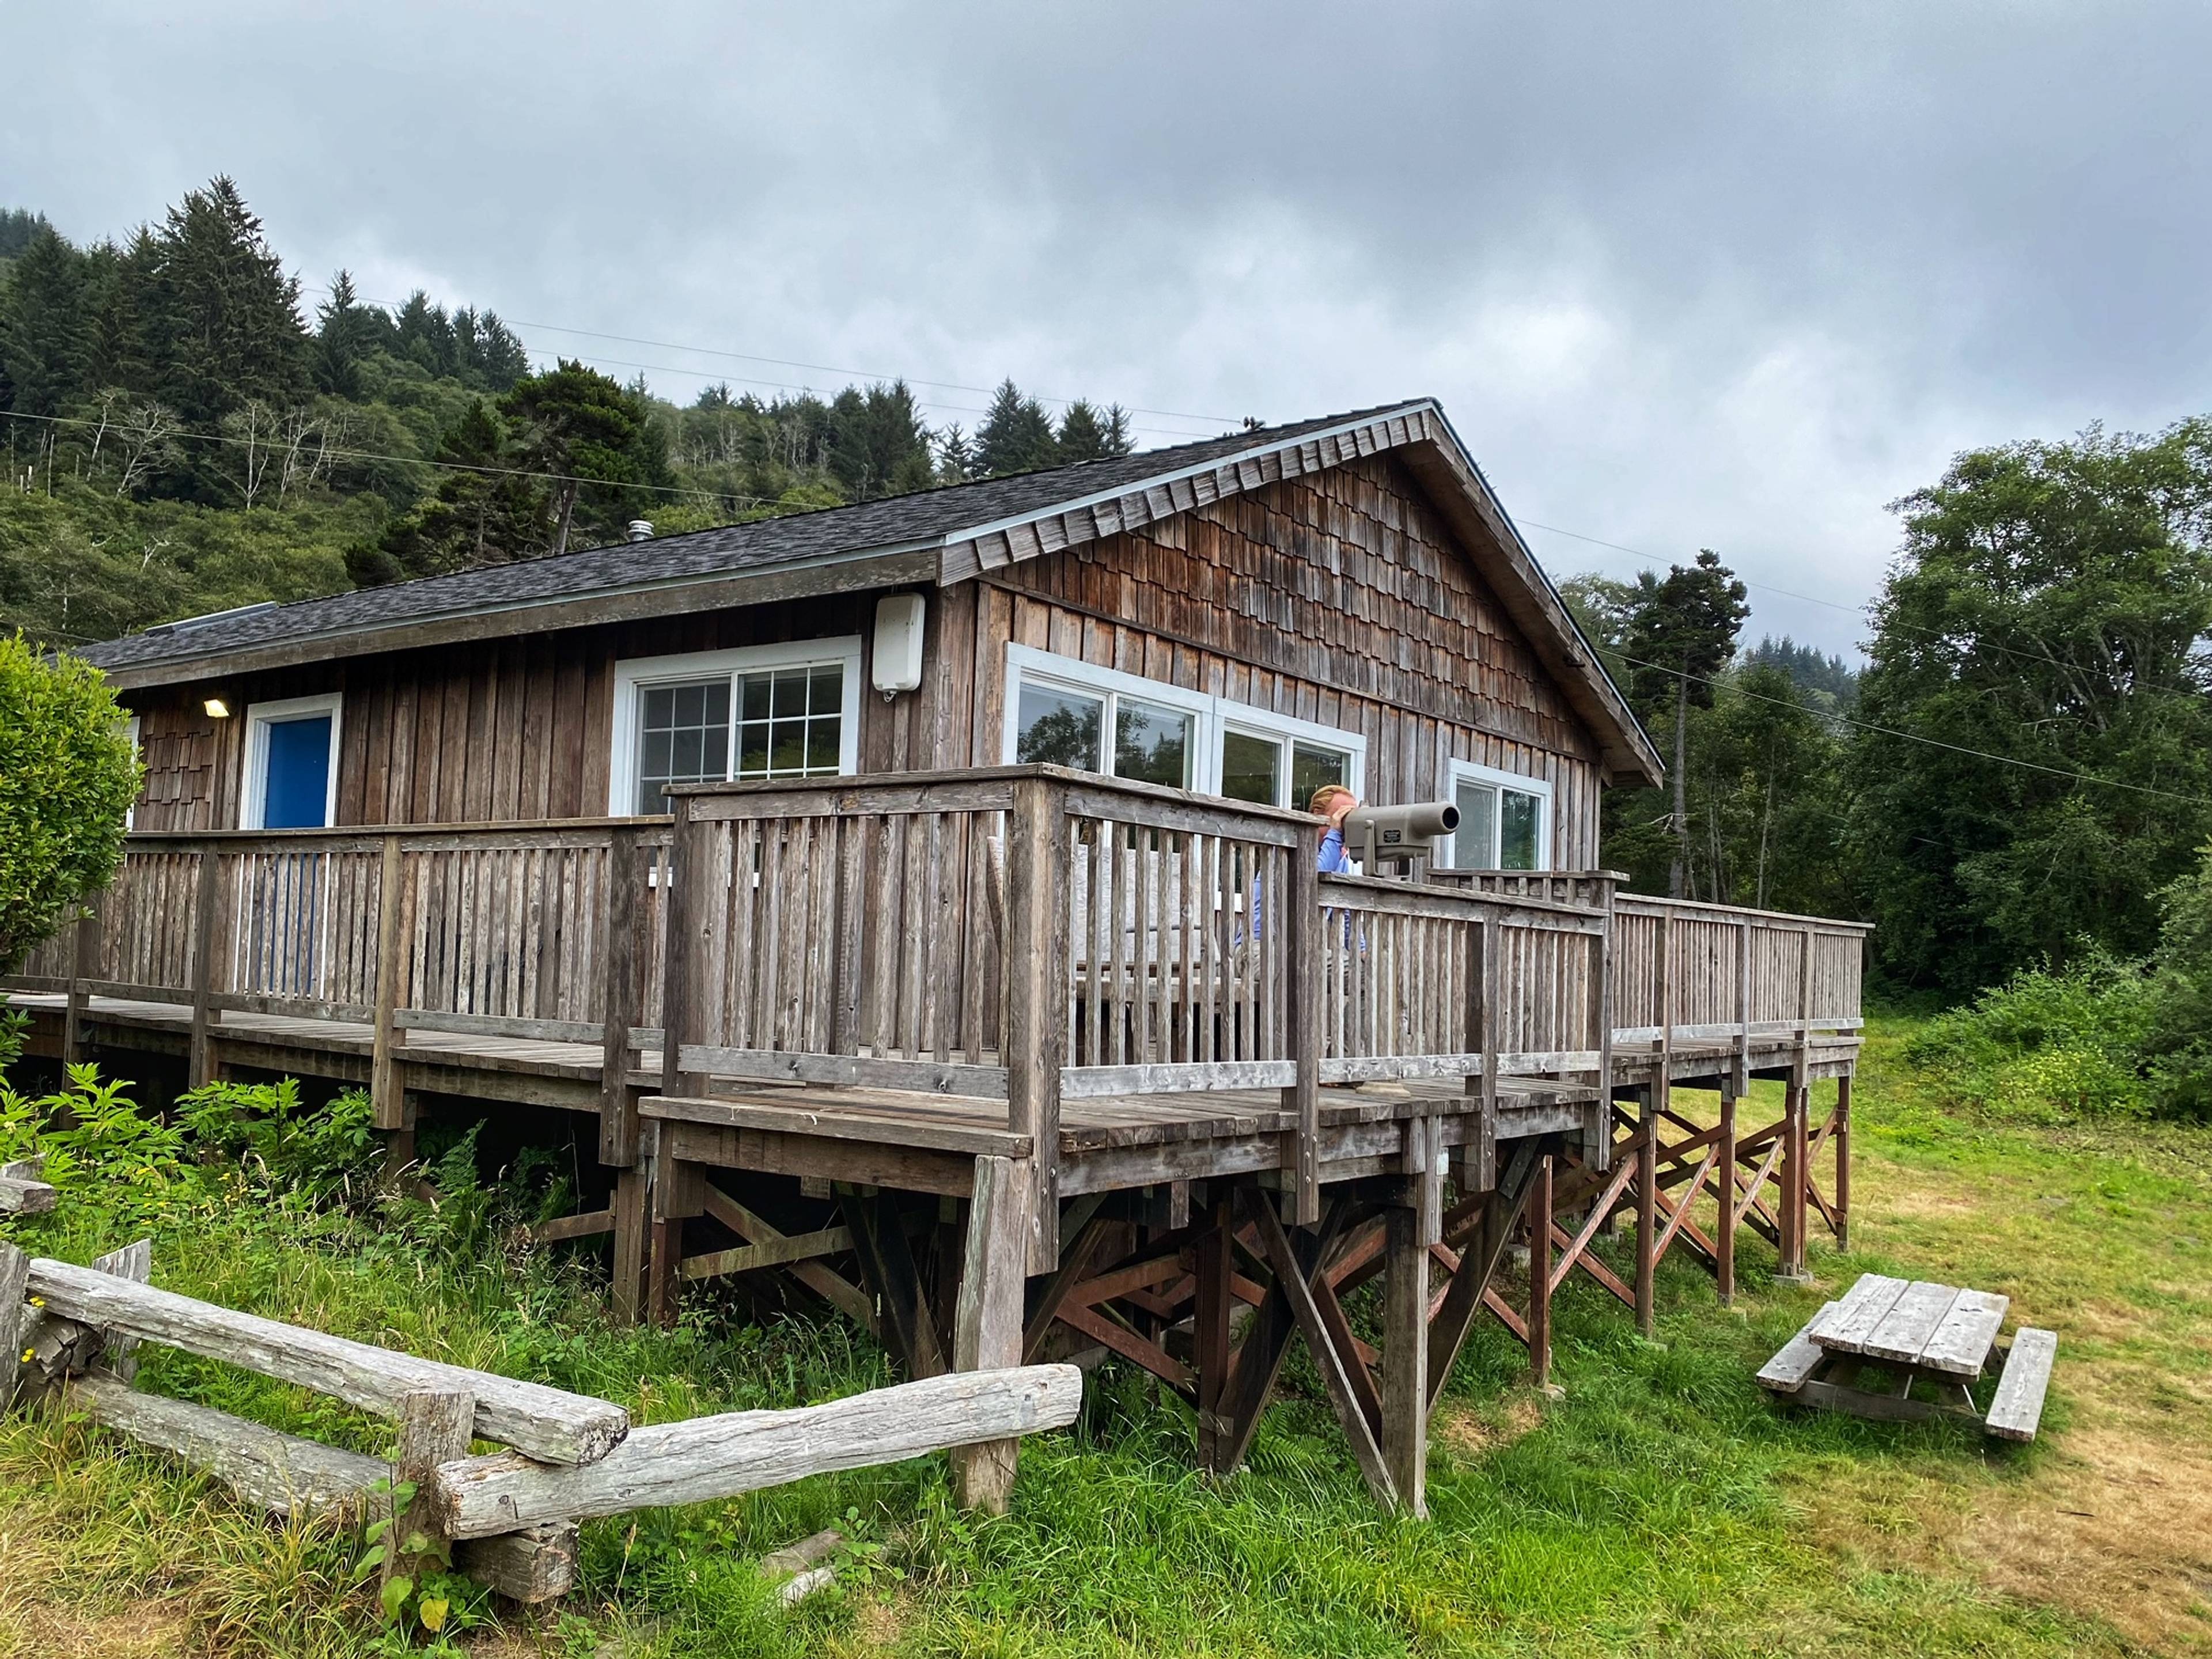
[0,179,1139,617]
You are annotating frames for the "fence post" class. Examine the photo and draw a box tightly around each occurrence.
[370,835,405,1132]
[1283,850,1321,1226]
[187,847,221,1089]
[1002,777,1065,1271]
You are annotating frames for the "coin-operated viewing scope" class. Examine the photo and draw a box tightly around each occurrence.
[1342,800,1459,870]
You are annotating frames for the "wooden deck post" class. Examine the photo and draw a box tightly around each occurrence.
[62,908,99,1064]
[1283,851,1322,1226]
[187,847,222,1089]
[1527,1152,1553,1388]
[1382,1202,1429,1517]
[1778,1081,1810,1282]
[1633,1085,1657,1335]
[1584,884,1615,1169]
[646,1138,703,1332]
[951,1154,1036,1514]
[1004,777,1066,1272]
[1835,1074,1853,1251]
[611,1165,650,1327]
[1715,1085,1737,1305]
[370,835,405,1132]
[1465,912,1502,1191]
[1732,914,1752,1099]
[597,827,644,1169]
[1195,1190,1234,1472]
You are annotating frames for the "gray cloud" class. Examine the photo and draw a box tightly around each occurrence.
[8,1,2209,653]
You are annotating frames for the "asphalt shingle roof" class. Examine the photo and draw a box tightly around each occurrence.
[79,404,1418,675]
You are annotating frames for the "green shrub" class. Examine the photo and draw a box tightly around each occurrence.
[1907,842,2212,1120]
[0,631,140,972]
[177,1077,380,1200]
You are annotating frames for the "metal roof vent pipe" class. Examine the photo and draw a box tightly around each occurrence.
[626,520,654,543]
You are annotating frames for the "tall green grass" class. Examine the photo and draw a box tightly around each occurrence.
[0,1035,2164,1656]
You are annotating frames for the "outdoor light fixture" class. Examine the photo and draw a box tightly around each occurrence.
[204,698,230,718]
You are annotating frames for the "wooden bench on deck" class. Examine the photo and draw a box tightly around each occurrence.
[1757,1272,2056,1441]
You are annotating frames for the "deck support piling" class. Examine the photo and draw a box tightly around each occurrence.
[1715,1085,1737,1305]
[1381,1203,1429,1517]
[1778,1079,1810,1282]
[1194,1191,1235,1473]
[1527,1154,1553,1388]
[950,1154,1034,1513]
[1835,1076,1853,1251]
[1633,1085,1657,1335]
[610,1165,650,1326]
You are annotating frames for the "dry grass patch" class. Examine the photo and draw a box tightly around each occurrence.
[1433,1391,1544,1460]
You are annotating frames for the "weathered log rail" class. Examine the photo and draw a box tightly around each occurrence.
[0,1234,1081,1603]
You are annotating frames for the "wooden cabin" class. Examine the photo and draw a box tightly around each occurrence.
[11,400,1866,1515]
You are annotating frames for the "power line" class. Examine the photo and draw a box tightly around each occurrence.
[1605,643,2212,806]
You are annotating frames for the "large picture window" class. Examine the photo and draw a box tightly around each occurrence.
[1010,657,1200,789]
[1445,759,1552,870]
[1002,644,1361,804]
[611,639,862,815]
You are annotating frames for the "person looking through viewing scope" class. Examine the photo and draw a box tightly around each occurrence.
[1310,784,1359,873]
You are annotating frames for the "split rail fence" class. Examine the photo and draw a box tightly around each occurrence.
[0,1233,1080,1604]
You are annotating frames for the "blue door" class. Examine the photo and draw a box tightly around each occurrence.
[262,715,333,828]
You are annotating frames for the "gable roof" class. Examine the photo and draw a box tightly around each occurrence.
[80,399,1661,784]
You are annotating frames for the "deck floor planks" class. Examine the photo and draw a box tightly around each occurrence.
[7,990,1850,1190]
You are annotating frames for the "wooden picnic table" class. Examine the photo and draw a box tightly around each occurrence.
[1757,1272,2056,1441]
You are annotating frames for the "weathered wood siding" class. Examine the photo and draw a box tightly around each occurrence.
[953,454,1607,867]
[122,454,1609,860]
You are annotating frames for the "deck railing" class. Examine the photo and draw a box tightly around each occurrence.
[8,767,1868,1247]
[9,819,673,1153]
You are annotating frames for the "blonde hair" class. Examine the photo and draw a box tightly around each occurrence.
[1308,785,1355,816]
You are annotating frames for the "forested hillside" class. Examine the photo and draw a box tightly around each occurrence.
[0,178,1134,643]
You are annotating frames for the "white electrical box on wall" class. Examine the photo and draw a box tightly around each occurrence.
[872,592,926,696]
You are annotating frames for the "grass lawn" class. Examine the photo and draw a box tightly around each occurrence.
[3,1018,2209,1657]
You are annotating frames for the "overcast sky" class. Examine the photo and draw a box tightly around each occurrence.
[7,2,2209,656]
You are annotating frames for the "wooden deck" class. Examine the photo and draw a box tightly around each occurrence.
[5,766,1869,1516]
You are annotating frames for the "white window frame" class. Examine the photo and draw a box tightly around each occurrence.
[1444,757,1553,871]
[609,637,863,816]
[1001,643,1366,802]
[240,692,343,831]
[123,713,141,830]
[1002,644,1211,787]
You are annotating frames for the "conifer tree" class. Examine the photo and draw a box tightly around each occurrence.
[974,378,1059,476]
[1623,550,1749,897]
[149,177,309,433]
[312,270,382,399]
[0,225,90,416]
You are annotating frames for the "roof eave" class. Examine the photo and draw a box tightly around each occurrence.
[92,543,938,692]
